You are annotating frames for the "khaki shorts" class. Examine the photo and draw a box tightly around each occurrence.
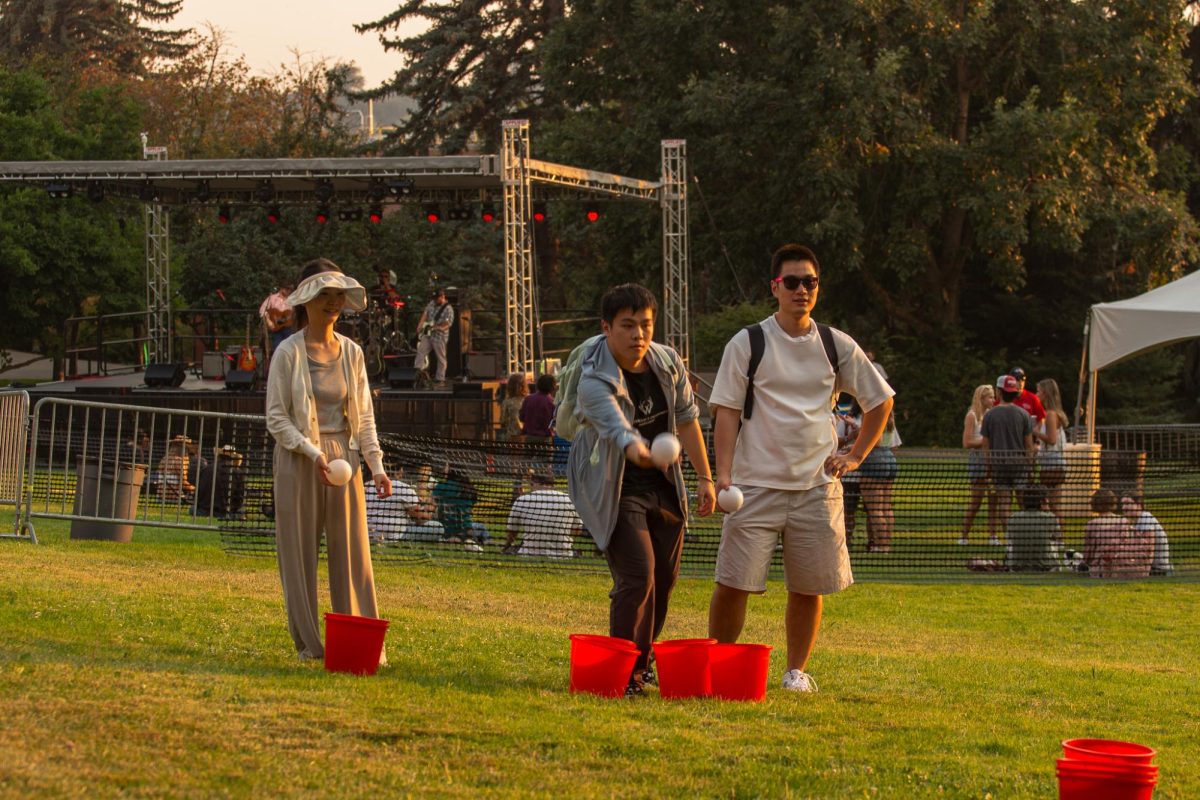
[715,483,853,595]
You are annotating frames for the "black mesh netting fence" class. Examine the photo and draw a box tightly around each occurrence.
[215,433,1199,582]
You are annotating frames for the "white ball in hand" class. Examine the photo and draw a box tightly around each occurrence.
[718,485,744,513]
[326,458,353,486]
[650,433,681,468]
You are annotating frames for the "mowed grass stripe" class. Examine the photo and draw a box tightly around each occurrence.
[0,515,1196,798]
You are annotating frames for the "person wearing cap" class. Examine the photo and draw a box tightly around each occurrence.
[265,258,393,664]
[980,374,1036,536]
[414,287,455,387]
[1008,367,1046,424]
[195,445,246,519]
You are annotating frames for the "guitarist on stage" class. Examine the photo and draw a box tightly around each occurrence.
[259,282,296,359]
[414,287,454,387]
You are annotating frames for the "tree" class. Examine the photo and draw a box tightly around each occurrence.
[0,67,143,375]
[0,0,192,75]
[355,0,566,154]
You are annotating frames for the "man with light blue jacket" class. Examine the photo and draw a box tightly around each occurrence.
[567,284,715,696]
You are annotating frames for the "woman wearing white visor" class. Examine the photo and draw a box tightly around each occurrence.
[266,258,393,663]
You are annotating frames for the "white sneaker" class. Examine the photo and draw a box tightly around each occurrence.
[956,536,969,546]
[781,669,818,693]
[463,542,484,553]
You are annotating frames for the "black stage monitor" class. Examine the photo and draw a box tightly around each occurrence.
[224,369,258,391]
[144,362,186,388]
[388,365,417,389]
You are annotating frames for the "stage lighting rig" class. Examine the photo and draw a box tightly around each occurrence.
[368,180,388,203]
[192,181,211,203]
[447,204,472,222]
[533,202,547,222]
[585,206,601,223]
[368,205,384,224]
[314,180,334,203]
[338,207,363,222]
[218,205,233,224]
[423,203,442,223]
[266,205,282,224]
[315,204,331,224]
[480,203,497,223]
[388,178,415,196]
[255,180,274,203]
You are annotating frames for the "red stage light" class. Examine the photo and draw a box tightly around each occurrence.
[586,209,600,223]
[218,205,232,224]
[369,204,383,224]
[315,204,330,224]
[267,205,281,224]
[424,203,441,223]
[481,203,497,223]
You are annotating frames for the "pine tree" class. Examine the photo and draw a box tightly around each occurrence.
[0,0,192,74]
[355,0,565,154]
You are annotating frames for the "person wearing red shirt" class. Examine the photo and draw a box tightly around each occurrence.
[1009,367,1046,423]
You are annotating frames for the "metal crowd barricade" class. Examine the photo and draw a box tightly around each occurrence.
[19,397,271,540]
[1,390,34,541]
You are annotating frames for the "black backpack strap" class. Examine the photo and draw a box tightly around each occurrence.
[816,322,839,377]
[742,323,765,420]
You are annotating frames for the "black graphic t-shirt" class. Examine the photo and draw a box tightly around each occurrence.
[620,366,673,496]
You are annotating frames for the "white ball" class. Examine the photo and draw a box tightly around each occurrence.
[326,458,353,486]
[718,485,744,513]
[650,433,681,468]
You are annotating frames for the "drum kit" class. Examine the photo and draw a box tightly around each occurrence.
[336,294,412,379]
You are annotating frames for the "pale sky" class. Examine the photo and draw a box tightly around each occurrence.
[172,1,426,88]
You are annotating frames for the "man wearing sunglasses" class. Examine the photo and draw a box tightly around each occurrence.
[707,243,894,693]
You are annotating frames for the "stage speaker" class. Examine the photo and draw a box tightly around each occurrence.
[201,350,227,380]
[224,369,258,391]
[465,351,502,380]
[145,362,186,388]
[388,366,417,389]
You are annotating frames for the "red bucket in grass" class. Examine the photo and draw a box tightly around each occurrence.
[1062,739,1157,766]
[324,612,389,676]
[569,634,639,697]
[653,638,716,699]
[1056,759,1158,800]
[709,643,772,701]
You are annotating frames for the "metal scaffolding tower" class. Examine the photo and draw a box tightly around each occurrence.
[141,133,170,364]
[660,140,690,364]
[501,120,537,376]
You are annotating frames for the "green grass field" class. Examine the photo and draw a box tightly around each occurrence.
[2,514,1197,798]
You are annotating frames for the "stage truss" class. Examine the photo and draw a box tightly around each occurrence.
[0,123,691,375]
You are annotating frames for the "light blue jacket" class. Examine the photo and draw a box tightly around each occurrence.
[566,337,699,552]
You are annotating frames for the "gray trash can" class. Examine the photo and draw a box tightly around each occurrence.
[71,457,147,542]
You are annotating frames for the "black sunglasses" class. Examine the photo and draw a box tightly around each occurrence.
[773,274,819,291]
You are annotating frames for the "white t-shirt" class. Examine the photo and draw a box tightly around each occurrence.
[366,480,421,541]
[1133,511,1171,574]
[506,490,582,558]
[709,315,894,490]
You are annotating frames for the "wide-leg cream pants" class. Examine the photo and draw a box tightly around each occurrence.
[273,431,382,660]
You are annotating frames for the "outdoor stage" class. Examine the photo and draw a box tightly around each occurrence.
[22,370,501,440]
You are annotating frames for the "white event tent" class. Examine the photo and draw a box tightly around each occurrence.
[1080,270,1200,442]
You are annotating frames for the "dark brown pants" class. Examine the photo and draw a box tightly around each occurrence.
[605,485,685,674]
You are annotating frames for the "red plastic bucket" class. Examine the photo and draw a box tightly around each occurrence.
[569,634,639,697]
[1057,760,1158,800]
[709,643,772,701]
[324,612,389,676]
[653,638,716,699]
[1062,739,1157,766]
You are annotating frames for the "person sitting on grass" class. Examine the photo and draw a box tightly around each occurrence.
[1083,488,1152,579]
[503,469,583,558]
[433,468,488,552]
[1004,485,1061,572]
[1121,494,1172,577]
